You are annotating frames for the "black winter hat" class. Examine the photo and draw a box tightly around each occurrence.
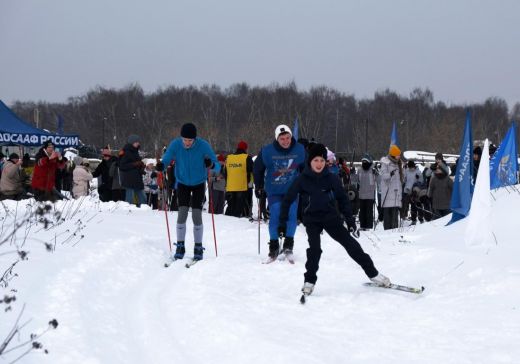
[180,123,197,139]
[42,141,54,148]
[473,146,482,156]
[307,143,328,164]
[435,152,443,161]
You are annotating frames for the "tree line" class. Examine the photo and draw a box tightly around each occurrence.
[10,82,520,159]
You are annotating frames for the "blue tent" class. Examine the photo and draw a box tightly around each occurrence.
[0,100,79,147]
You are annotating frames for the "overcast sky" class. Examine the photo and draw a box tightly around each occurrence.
[1,0,519,108]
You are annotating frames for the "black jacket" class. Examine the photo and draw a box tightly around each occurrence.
[279,165,356,228]
[92,157,115,190]
[118,144,144,189]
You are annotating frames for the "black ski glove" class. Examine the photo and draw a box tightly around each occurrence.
[204,158,214,168]
[255,188,265,199]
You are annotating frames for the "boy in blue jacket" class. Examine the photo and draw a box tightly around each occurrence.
[279,143,390,296]
[162,123,220,261]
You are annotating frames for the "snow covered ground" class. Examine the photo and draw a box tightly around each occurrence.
[1,186,519,364]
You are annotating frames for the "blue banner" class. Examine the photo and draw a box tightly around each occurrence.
[489,122,518,189]
[57,114,64,135]
[390,121,399,147]
[0,133,80,147]
[293,118,299,141]
[448,110,474,224]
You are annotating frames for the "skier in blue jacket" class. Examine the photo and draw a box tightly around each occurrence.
[253,124,306,262]
[162,123,220,261]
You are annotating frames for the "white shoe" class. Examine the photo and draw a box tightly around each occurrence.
[370,273,391,287]
[302,282,315,295]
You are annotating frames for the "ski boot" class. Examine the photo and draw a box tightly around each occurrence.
[370,273,391,287]
[280,237,295,263]
[193,243,204,261]
[173,241,185,260]
[302,282,315,296]
[263,239,279,264]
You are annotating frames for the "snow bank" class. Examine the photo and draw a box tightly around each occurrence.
[1,187,519,363]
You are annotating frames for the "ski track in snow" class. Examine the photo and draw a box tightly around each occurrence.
[1,191,519,364]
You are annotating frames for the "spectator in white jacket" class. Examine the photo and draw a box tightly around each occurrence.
[380,145,403,230]
[72,157,93,198]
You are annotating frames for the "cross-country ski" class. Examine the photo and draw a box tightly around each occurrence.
[363,282,425,294]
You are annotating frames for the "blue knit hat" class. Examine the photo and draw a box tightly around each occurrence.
[127,134,140,144]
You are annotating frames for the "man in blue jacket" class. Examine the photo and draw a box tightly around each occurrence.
[253,124,306,262]
[162,123,220,261]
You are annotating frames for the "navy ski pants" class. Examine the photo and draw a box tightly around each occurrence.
[304,218,378,284]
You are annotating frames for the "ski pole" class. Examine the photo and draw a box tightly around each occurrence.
[162,186,172,252]
[208,170,218,257]
[257,197,261,255]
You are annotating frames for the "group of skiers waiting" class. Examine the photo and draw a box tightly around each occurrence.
[0,121,490,297]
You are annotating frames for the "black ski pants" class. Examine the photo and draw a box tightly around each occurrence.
[304,218,378,284]
[211,189,225,214]
[359,199,374,229]
[383,207,400,230]
[225,191,250,217]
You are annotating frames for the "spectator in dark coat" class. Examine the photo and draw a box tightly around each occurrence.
[428,162,453,219]
[108,157,125,202]
[473,146,482,183]
[93,148,115,202]
[119,135,146,207]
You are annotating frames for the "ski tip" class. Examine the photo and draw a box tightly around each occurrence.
[409,286,426,293]
[300,295,306,304]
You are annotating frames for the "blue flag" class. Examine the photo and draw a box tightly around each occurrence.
[56,114,64,135]
[489,122,518,189]
[448,110,474,224]
[390,121,399,147]
[293,118,299,141]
